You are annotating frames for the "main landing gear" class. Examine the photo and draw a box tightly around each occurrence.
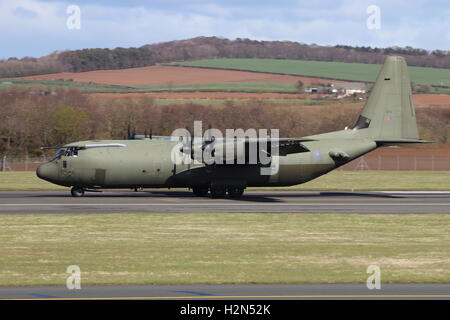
[192,187,209,197]
[227,187,245,198]
[192,186,245,198]
[70,186,85,197]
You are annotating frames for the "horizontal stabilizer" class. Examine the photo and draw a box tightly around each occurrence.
[375,139,432,145]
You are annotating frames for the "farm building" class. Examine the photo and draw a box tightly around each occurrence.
[331,83,366,95]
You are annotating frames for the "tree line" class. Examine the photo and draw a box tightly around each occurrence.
[0,88,447,157]
[2,37,450,78]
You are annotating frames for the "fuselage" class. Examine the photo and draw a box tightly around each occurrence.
[36,133,377,190]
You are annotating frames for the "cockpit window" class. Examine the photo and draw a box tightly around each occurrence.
[51,147,78,161]
[52,148,65,161]
[64,147,78,157]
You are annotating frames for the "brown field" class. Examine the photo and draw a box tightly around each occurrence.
[20,65,334,86]
[413,94,450,106]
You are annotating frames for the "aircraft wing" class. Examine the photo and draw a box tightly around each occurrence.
[196,137,315,164]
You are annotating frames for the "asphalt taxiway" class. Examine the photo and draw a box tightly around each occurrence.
[1,190,450,214]
[2,284,450,300]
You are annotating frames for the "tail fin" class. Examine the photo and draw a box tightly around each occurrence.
[353,56,424,143]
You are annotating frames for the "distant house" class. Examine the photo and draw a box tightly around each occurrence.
[331,83,366,96]
[304,87,318,93]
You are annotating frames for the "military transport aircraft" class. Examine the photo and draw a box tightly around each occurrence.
[36,56,427,197]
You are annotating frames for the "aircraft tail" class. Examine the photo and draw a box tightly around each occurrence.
[353,56,425,144]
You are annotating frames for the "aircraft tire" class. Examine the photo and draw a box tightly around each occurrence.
[71,187,85,197]
[228,187,244,198]
[192,187,209,197]
[210,186,226,198]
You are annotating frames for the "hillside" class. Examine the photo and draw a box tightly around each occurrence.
[1,37,450,78]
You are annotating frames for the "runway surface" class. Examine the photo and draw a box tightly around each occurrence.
[2,284,450,300]
[2,190,450,300]
[2,190,450,214]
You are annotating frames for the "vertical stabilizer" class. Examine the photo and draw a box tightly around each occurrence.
[353,56,419,141]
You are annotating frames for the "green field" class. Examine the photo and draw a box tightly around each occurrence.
[172,58,450,87]
[1,212,449,286]
[0,78,137,93]
[136,81,299,93]
[0,79,301,94]
[2,170,450,191]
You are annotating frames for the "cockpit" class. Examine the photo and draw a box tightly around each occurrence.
[51,146,79,161]
[47,143,127,162]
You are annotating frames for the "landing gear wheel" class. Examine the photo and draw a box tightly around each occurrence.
[228,187,244,198]
[192,187,209,197]
[71,187,85,197]
[210,187,226,198]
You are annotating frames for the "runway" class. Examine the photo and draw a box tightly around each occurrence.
[2,190,450,300]
[2,284,450,300]
[2,190,450,214]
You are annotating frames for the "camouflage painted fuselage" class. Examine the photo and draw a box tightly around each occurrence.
[37,134,376,189]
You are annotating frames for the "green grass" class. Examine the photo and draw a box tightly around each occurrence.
[0,172,66,190]
[258,170,450,191]
[3,170,450,191]
[1,213,449,286]
[0,78,137,93]
[0,79,301,94]
[171,58,450,87]
[136,81,298,93]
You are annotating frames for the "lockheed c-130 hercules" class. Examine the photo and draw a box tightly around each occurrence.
[37,56,427,197]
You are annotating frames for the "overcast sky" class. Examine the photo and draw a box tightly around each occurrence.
[1,0,449,59]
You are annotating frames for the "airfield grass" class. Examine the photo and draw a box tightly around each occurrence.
[0,172,66,190]
[0,213,449,286]
[3,170,450,191]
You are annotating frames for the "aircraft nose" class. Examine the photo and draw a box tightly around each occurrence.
[36,162,58,182]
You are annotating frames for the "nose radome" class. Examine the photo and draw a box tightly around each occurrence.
[36,163,58,182]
